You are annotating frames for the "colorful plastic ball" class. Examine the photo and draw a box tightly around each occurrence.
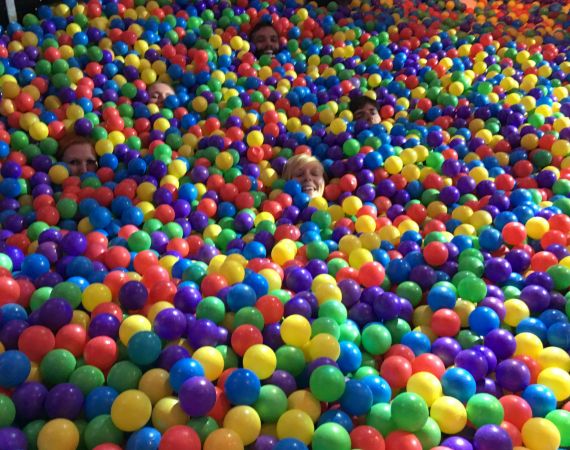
[407,372,443,406]
[466,393,504,428]
[37,419,80,450]
[203,428,244,450]
[350,426,385,450]
[390,392,429,432]
[430,396,467,434]
[339,379,373,416]
[521,418,561,450]
[224,369,261,405]
[159,425,201,450]
[179,376,216,417]
[127,331,162,366]
[441,368,476,403]
[545,409,570,448]
[125,427,161,450]
[276,409,315,445]
[273,438,308,450]
[385,431,423,450]
[0,350,31,388]
[223,406,261,445]
[473,424,514,450]
[281,314,311,348]
[537,367,570,401]
[312,422,352,450]
[469,307,500,336]
[110,390,152,432]
[243,344,276,380]
[169,358,205,392]
[309,365,346,402]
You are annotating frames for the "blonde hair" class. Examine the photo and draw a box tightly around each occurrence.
[282,154,327,181]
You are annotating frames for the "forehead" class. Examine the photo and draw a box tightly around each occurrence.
[252,26,278,40]
[293,160,323,173]
[355,103,378,113]
[63,143,95,159]
[149,83,174,95]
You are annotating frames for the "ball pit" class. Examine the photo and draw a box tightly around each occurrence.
[0,0,569,449]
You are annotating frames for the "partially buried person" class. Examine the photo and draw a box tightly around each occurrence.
[148,82,175,108]
[56,133,98,176]
[350,95,381,125]
[249,21,280,58]
[282,154,326,199]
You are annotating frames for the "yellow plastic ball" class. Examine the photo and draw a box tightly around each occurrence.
[37,419,80,450]
[271,239,297,266]
[276,409,314,444]
[348,248,373,269]
[407,372,443,406]
[204,428,244,450]
[48,164,69,185]
[314,282,342,305]
[119,315,152,345]
[308,333,340,361]
[526,217,550,240]
[430,396,467,434]
[223,406,261,445]
[342,196,363,216]
[385,156,403,174]
[151,396,188,432]
[243,344,276,379]
[138,368,172,405]
[281,315,312,348]
[111,389,152,432]
[193,346,224,381]
[515,332,544,359]
[246,130,264,147]
[538,347,570,372]
[82,283,112,312]
[287,390,321,422]
[504,299,530,327]
[521,418,561,450]
[537,367,570,401]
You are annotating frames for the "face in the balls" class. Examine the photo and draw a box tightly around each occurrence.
[251,25,280,58]
[62,143,98,176]
[292,161,326,198]
[148,82,175,107]
[354,103,381,125]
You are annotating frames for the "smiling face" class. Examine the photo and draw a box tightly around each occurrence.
[251,25,280,58]
[291,161,325,198]
[62,142,98,176]
[354,103,381,125]
[148,82,175,107]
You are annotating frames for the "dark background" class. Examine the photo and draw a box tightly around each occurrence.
[0,0,57,26]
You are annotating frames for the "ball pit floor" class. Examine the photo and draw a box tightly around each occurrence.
[0,0,570,450]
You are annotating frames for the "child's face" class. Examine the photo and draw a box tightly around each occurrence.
[292,161,325,198]
[149,83,175,107]
[354,103,381,125]
[252,26,280,57]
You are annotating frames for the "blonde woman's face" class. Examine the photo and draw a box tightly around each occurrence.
[292,162,325,198]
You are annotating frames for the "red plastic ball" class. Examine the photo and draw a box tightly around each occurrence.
[55,324,88,358]
[380,356,413,389]
[350,426,385,450]
[158,425,201,450]
[430,309,460,337]
[385,431,423,450]
[423,241,449,267]
[18,325,56,362]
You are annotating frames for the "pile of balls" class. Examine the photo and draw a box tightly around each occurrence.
[0,0,570,449]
